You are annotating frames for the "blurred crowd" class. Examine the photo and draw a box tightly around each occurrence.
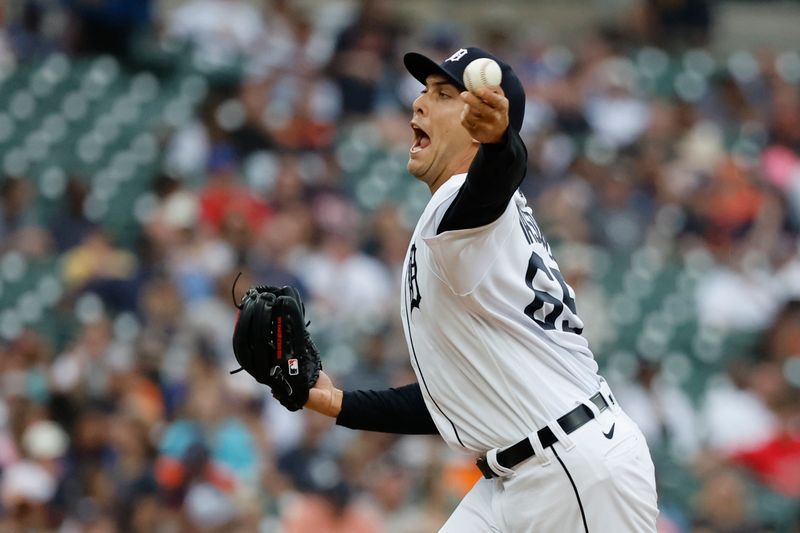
[1,0,799,531]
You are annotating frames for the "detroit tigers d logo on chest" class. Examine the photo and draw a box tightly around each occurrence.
[407,243,422,314]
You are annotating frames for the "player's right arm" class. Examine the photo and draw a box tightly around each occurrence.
[437,87,527,234]
[306,371,439,435]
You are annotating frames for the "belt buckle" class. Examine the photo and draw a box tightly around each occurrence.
[476,456,496,479]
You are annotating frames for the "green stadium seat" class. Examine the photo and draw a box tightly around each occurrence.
[10,90,37,122]
[36,274,63,309]
[61,91,89,122]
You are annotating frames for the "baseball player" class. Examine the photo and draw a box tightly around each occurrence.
[304,47,659,532]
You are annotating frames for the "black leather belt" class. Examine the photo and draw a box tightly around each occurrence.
[476,392,609,479]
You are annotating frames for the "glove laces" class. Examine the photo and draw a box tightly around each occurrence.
[229,271,244,374]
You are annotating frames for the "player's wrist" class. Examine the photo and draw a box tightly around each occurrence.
[305,384,343,418]
[330,387,343,418]
[482,126,510,148]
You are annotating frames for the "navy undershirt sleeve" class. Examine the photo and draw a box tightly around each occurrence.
[437,127,528,234]
[335,382,439,435]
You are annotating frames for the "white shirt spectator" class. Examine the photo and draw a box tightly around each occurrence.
[702,378,779,454]
[50,333,133,396]
[615,376,701,459]
[695,261,799,331]
[168,0,266,65]
[585,95,650,147]
[1,460,56,507]
[297,247,393,330]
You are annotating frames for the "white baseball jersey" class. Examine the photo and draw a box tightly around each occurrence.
[400,173,601,453]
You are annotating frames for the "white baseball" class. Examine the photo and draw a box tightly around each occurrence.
[463,58,502,93]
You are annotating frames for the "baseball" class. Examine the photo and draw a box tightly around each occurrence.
[463,58,502,92]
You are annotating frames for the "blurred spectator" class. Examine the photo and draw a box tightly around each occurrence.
[102,414,161,528]
[279,441,385,533]
[586,161,653,251]
[341,329,393,391]
[136,277,196,396]
[632,0,713,48]
[4,1,60,61]
[768,84,800,149]
[281,488,385,533]
[167,222,234,301]
[157,357,259,488]
[0,177,36,245]
[50,317,133,399]
[692,467,769,533]
[364,456,438,533]
[0,6,15,68]
[16,419,69,521]
[240,10,341,152]
[702,361,779,455]
[697,74,764,136]
[722,302,800,498]
[694,245,800,332]
[328,0,400,116]
[56,400,116,517]
[249,1,333,76]
[198,145,271,236]
[276,410,338,493]
[760,299,800,363]
[687,158,765,254]
[183,480,239,531]
[64,0,152,59]
[297,192,393,333]
[1,459,58,530]
[258,76,340,151]
[615,358,701,458]
[584,58,650,147]
[1,330,51,406]
[249,206,312,297]
[167,0,265,67]
[730,426,800,498]
[62,230,137,289]
[183,272,241,368]
[48,177,96,253]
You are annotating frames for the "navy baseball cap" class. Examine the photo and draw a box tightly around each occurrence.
[403,47,526,132]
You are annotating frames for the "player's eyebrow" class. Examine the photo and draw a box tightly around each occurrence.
[425,80,459,92]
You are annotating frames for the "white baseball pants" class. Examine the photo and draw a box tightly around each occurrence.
[440,400,658,532]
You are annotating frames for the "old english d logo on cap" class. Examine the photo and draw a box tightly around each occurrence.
[445,48,468,63]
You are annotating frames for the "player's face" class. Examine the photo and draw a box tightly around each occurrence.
[408,74,478,187]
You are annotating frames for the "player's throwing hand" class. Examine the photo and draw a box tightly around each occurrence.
[460,87,510,145]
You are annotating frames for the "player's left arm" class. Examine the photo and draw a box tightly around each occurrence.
[306,371,438,435]
[437,87,528,234]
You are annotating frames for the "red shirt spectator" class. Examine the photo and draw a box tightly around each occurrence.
[731,430,800,497]
[198,145,271,234]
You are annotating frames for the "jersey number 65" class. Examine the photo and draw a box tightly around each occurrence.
[524,251,583,335]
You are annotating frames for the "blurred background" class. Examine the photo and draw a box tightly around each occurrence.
[0,0,799,531]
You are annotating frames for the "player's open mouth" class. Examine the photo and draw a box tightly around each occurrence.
[410,124,431,154]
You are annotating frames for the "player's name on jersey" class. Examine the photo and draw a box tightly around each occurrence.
[517,201,547,247]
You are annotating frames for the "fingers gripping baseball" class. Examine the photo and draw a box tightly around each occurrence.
[460,87,509,144]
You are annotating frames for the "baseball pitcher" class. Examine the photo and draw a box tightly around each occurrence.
[232,47,659,533]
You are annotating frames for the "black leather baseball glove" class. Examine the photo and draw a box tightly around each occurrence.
[231,284,321,411]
